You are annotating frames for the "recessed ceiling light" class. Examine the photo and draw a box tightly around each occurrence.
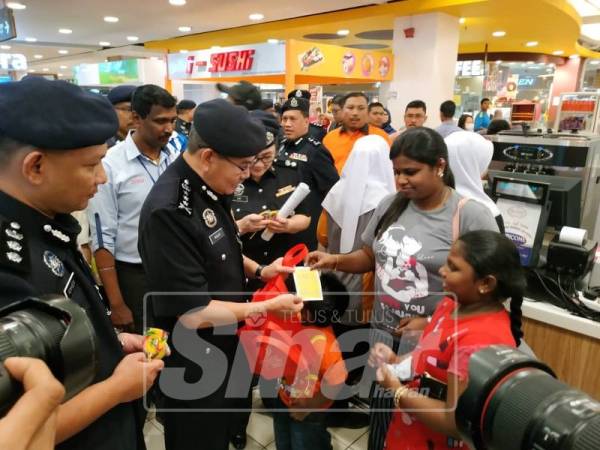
[249,13,264,21]
[0,45,11,50]
[58,49,69,55]
[179,49,189,53]
[58,28,72,34]
[99,41,111,46]
[169,0,186,5]
[178,26,191,32]
[60,65,68,69]
[127,36,139,42]
[552,50,564,55]
[459,17,466,24]
[570,54,580,60]
[6,2,26,10]
[104,16,119,23]
[525,41,539,47]
[337,29,350,36]
[24,37,37,42]
[33,54,43,59]
[492,31,506,37]
[42,68,49,72]
[267,38,279,44]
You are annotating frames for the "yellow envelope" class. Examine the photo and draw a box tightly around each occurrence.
[293,267,323,301]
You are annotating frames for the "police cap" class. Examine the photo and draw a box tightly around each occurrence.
[0,76,118,150]
[107,84,136,105]
[193,99,266,157]
[281,97,309,115]
[216,80,262,111]
[288,89,311,101]
[250,110,280,147]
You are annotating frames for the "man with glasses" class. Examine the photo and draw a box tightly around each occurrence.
[138,99,303,450]
[106,85,136,148]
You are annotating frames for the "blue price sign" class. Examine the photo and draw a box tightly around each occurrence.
[0,7,17,42]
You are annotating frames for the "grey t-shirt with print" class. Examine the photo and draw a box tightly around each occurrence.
[361,190,498,331]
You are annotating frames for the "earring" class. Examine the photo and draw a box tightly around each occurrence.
[438,171,444,177]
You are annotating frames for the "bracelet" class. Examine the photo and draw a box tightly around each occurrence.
[333,255,339,271]
[394,385,411,408]
[98,266,115,272]
[254,264,265,279]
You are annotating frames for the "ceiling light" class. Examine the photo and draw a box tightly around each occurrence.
[99,41,111,46]
[58,28,72,34]
[552,50,564,55]
[211,46,221,50]
[267,38,279,44]
[33,54,43,59]
[0,45,11,50]
[337,29,350,36]
[60,65,68,69]
[526,61,534,64]
[104,16,119,23]
[58,73,63,77]
[24,37,37,42]
[28,69,35,73]
[492,30,506,37]
[249,13,264,21]
[496,60,502,64]
[58,49,69,55]
[525,41,539,47]
[127,36,139,42]
[179,49,189,53]
[459,17,466,24]
[178,26,191,32]
[169,0,186,5]
[6,2,26,10]
[42,68,49,72]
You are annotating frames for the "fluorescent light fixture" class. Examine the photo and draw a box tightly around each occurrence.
[58,49,69,54]
[525,41,539,47]
[492,31,506,37]
[24,37,37,42]
[169,0,186,5]
[337,29,350,36]
[178,26,191,32]
[104,16,119,23]
[249,13,264,21]
[6,2,26,10]
[60,65,68,69]
[267,38,279,44]
[0,45,11,50]
[33,54,43,59]
[179,49,189,53]
[552,50,564,55]
[99,41,111,46]
[58,28,72,34]
[127,36,139,42]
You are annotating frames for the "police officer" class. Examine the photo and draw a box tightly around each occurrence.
[278,96,339,250]
[288,89,327,141]
[174,99,196,137]
[106,84,136,148]
[138,99,303,450]
[0,76,163,450]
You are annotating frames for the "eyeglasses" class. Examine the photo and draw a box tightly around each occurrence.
[220,155,257,172]
[253,154,275,166]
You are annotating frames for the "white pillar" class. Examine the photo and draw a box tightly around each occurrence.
[386,13,459,129]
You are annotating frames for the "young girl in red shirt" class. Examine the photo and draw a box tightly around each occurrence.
[369,230,526,450]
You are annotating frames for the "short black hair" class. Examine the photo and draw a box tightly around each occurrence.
[458,114,473,129]
[341,92,368,107]
[486,119,510,135]
[480,97,490,106]
[369,102,385,112]
[406,99,426,113]
[0,136,30,168]
[331,95,344,107]
[132,84,177,119]
[440,100,456,119]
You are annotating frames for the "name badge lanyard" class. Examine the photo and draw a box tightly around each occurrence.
[137,154,164,185]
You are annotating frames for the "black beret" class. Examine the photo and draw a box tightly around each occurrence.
[177,99,196,111]
[250,110,280,147]
[107,84,136,105]
[281,97,309,115]
[288,89,311,101]
[216,80,262,111]
[0,76,118,150]
[193,99,266,157]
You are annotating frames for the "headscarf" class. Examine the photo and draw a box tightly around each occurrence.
[322,135,396,253]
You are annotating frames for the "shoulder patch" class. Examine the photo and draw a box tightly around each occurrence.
[177,178,193,216]
[0,219,30,274]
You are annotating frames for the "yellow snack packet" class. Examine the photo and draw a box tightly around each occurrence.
[143,327,170,360]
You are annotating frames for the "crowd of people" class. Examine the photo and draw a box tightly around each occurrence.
[0,76,524,450]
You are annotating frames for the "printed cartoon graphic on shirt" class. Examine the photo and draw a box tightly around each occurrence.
[374,225,429,318]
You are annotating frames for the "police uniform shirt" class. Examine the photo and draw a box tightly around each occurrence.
[0,191,138,450]
[232,163,311,264]
[277,134,339,250]
[174,117,192,137]
[309,122,326,141]
[138,155,249,408]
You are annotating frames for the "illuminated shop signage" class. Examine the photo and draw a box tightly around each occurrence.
[456,60,484,77]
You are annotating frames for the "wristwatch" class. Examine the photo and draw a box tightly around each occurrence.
[254,264,265,279]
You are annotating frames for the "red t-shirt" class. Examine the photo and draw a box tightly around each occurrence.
[386,297,516,450]
[278,325,347,409]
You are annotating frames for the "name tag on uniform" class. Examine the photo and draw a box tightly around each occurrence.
[289,153,307,162]
[63,272,76,299]
[276,185,296,197]
[209,227,225,245]
[233,195,248,203]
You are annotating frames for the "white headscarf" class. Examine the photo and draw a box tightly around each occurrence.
[445,130,500,217]
[322,134,396,253]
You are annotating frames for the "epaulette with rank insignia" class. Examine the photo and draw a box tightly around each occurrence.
[307,137,321,146]
[177,178,193,216]
[0,218,30,273]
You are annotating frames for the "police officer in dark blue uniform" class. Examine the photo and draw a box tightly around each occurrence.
[278,97,339,250]
[288,89,327,141]
[138,99,303,450]
[0,76,163,450]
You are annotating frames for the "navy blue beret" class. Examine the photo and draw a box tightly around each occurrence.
[0,76,118,150]
[193,99,266,157]
[281,97,309,115]
[250,110,280,147]
[107,84,136,105]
